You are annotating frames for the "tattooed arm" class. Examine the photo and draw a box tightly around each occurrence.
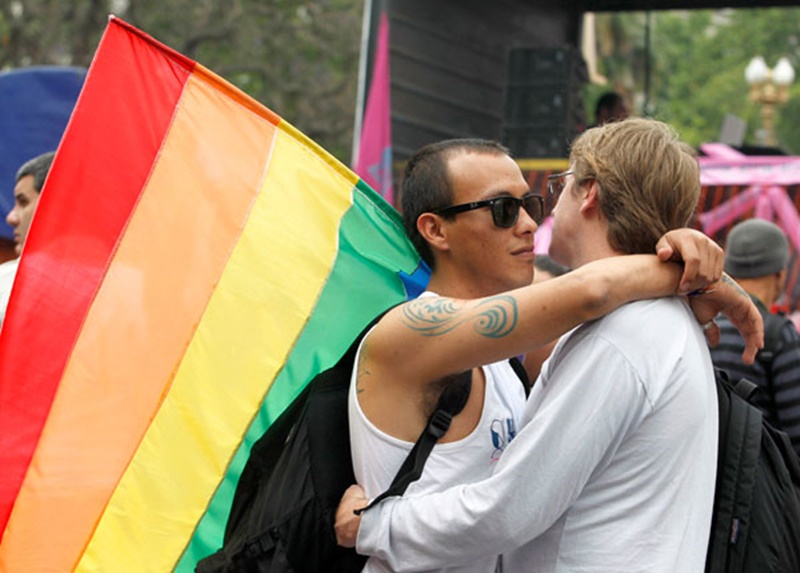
[362,254,685,392]
[365,257,761,390]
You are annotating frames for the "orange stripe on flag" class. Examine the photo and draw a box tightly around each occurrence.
[0,74,275,572]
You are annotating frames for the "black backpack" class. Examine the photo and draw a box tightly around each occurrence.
[706,368,800,573]
[196,310,529,573]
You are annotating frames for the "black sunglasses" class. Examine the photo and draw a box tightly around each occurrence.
[433,193,544,228]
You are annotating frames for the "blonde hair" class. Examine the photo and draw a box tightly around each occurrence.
[569,118,700,254]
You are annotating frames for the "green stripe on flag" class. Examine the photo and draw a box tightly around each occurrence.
[177,184,421,570]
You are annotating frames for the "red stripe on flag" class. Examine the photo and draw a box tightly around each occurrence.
[0,18,193,535]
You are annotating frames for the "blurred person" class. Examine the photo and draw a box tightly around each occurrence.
[337,122,762,572]
[594,91,629,126]
[0,151,55,327]
[710,218,800,457]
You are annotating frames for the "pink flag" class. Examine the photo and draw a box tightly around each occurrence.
[354,13,393,204]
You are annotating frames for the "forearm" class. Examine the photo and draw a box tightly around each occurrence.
[358,481,520,571]
[690,274,763,364]
[505,255,682,350]
[371,255,684,383]
[567,255,683,321]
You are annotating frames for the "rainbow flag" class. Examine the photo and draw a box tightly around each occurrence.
[0,17,426,572]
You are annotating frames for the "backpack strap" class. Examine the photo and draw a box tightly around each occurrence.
[756,311,789,421]
[355,371,471,514]
[509,356,531,397]
[757,311,787,366]
[732,376,759,403]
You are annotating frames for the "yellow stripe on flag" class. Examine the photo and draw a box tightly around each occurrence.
[79,123,356,570]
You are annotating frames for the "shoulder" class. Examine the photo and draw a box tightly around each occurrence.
[592,297,694,342]
[560,298,704,382]
[775,314,800,351]
[756,311,800,353]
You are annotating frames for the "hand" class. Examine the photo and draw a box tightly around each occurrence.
[689,274,763,364]
[656,229,723,295]
[335,485,368,548]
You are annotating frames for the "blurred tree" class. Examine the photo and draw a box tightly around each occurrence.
[0,0,362,161]
[587,7,800,154]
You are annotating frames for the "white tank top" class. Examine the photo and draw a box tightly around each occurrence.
[348,331,527,500]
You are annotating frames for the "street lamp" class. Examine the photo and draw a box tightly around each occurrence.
[745,56,795,147]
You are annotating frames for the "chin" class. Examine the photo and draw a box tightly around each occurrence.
[513,273,534,290]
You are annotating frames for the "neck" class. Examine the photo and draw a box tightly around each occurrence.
[735,276,778,308]
[569,234,620,269]
[425,273,496,300]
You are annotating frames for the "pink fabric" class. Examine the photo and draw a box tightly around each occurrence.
[353,13,393,204]
[700,143,747,161]
[534,216,553,254]
[789,311,800,333]
[699,143,800,186]
[698,184,800,253]
[698,144,800,251]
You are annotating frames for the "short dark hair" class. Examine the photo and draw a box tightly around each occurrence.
[595,92,624,123]
[400,139,511,268]
[16,151,56,193]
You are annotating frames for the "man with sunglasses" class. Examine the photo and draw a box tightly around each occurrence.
[341,135,761,572]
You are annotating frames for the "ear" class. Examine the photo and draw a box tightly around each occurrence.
[578,179,601,217]
[417,212,451,254]
[777,268,788,289]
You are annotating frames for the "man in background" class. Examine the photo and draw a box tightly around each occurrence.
[710,218,800,457]
[594,91,629,126]
[0,151,55,326]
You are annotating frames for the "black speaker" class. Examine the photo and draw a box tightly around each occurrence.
[502,47,587,158]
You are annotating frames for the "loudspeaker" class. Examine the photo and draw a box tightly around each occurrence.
[502,47,587,158]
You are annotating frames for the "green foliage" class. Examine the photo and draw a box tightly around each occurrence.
[0,0,363,162]
[590,7,800,153]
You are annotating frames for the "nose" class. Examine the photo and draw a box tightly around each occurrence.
[516,204,539,234]
[6,208,17,228]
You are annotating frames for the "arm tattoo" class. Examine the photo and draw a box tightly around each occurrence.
[401,295,518,338]
[722,274,748,299]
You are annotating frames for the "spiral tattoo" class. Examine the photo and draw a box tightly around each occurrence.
[402,295,518,338]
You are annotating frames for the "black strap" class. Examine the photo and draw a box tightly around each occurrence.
[732,376,759,403]
[355,371,472,514]
[757,311,789,422]
[509,356,531,397]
